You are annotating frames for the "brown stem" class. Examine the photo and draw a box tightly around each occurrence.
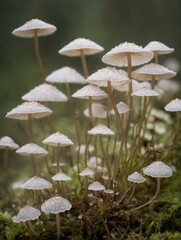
[28,114,34,142]
[80,49,88,78]
[56,213,61,240]
[34,30,45,77]
[27,220,38,236]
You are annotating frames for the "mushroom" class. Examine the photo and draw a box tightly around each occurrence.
[84,103,107,119]
[0,136,19,180]
[13,206,41,236]
[131,161,173,211]
[16,143,48,175]
[41,196,72,240]
[6,102,53,142]
[43,132,73,172]
[144,41,174,63]
[58,38,104,78]
[88,181,105,205]
[79,167,94,198]
[12,19,57,76]
[52,172,72,197]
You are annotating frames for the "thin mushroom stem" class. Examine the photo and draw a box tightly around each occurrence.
[34,29,45,77]
[88,96,95,125]
[130,177,161,212]
[56,213,61,240]
[28,114,34,142]
[80,49,88,78]
[27,220,38,236]
[44,101,53,133]
[57,144,60,172]
[154,52,159,64]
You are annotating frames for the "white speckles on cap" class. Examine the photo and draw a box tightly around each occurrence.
[43,132,73,147]
[16,143,48,156]
[13,206,41,223]
[143,161,173,178]
[88,181,105,191]
[127,172,146,183]
[87,124,115,136]
[21,176,52,190]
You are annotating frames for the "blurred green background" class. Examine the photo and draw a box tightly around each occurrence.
[1,0,181,138]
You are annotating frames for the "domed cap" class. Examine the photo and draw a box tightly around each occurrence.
[143,161,173,178]
[164,98,181,112]
[84,103,107,119]
[87,123,115,136]
[16,143,48,156]
[131,87,159,97]
[46,66,86,84]
[102,42,153,67]
[87,67,129,87]
[87,156,102,168]
[12,19,57,38]
[21,176,52,190]
[127,172,146,183]
[43,132,73,147]
[58,38,104,56]
[111,101,129,115]
[13,206,41,223]
[0,136,19,150]
[79,167,94,176]
[22,83,68,102]
[144,41,174,55]
[41,196,72,214]
[131,63,176,81]
[88,181,105,191]
[52,172,72,181]
[72,84,108,100]
[6,102,53,120]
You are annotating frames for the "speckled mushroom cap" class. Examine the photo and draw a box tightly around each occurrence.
[127,172,146,183]
[87,123,115,136]
[131,87,159,97]
[87,67,129,87]
[111,101,129,115]
[84,103,107,119]
[143,161,173,178]
[164,98,181,112]
[16,143,48,156]
[88,181,105,191]
[131,63,176,81]
[6,102,53,120]
[22,83,68,102]
[58,38,104,56]
[13,206,41,223]
[52,172,72,181]
[12,19,57,38]
[79,167,94,176]
[102,42,154,67]
[41,196,72,214]
[21,176,52,190]
[72,84,108,100]
[144,41,174,55]
[45,66,86,84]
[113,79,140,93]
[0,136,19,150]
[42,132,73,147]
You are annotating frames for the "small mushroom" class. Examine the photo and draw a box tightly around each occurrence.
[41,196,72,240]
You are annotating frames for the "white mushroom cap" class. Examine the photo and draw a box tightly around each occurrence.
[0,136,19,150]
[113,79,140,92]
[22,83,68,102]
[102,42,153,67]
[12,19,57,38]
[131,87,159,97]
[41,196,72,214]
[16,143,48,156]
[6,102,53,120]
[43,132,73,147]
[164,98,181,112]
[21,176,52,190]
[87,123,115,136]
[72,84,108,100]
[87,67,129,87]
[84,103,107,119]
[45,66,86,84]
[76,144,95,155]
[79,167,94,176]
[88,181,105,191]
[87,156,102,168]
[104,189,114,194]
[111,101,129,115]
[143,161,173,178]
[144,41,174,55]
[127,172,146,183]
[13,206,41,223]
[52,172,72,181]
[58,38,104,56]
[131,63,176,81]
